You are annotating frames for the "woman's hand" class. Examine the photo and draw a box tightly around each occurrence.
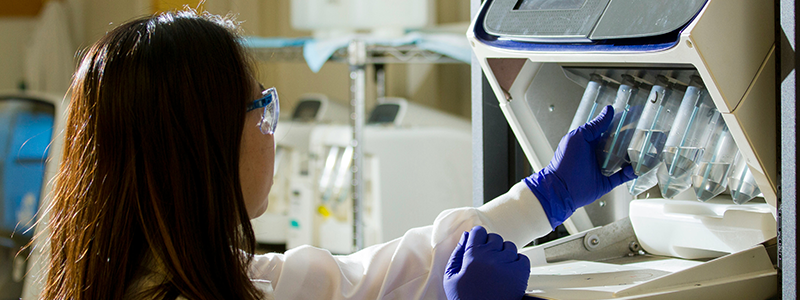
[524,105,637,228]
[444,226,530,300]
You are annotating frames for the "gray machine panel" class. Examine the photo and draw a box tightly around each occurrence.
[483,0,609,42]
[483,0,706,42]
[590,0,707,40]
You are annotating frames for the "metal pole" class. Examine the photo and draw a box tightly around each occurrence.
[779,0,797,296]
[348,40,367,251]
[376,64,386,100]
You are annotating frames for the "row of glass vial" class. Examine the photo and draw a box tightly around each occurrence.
[571,74,762,204]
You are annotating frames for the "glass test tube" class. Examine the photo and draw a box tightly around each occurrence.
[656,76,718,199]
[596,74,648,177]
[626,76,684,196]
[568,74,616,132]
[728,151,762,204]
[691,114,738,201]
[319,147,341,202]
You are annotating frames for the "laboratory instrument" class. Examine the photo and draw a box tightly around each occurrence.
[568,74,616,132]
[468,0,777,298]
[692,115,738,201]
[1,91,65,300]
[656,77,719,199]
[0,95,53,298]
[595,74,648,177]
[728,151,763,205]
[288,98,472,253]
[625,75,685,196]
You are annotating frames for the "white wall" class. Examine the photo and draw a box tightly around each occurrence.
[0,18,36,91]
[0,0,151,93]
[81,0,149,47]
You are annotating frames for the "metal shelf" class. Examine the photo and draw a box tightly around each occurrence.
[249,39,467,252]
[249,44,464,65]
[250,46,308,62]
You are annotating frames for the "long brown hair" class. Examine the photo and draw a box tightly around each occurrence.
[42,9,261,299]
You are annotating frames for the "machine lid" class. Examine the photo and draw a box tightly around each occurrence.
[483,0,706,43]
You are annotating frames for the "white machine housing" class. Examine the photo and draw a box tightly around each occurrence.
[290,0,435,38]
[291,93,351,124]
[468,0,777,299]
[287,99,472,253]
[372,97,473,132]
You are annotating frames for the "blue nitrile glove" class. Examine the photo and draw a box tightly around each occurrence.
[523,105,637,229]
[444,226,530,300]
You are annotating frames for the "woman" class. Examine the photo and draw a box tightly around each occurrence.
[41,9,634,300]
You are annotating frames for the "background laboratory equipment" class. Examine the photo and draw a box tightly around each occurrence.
[626,75,685,196]
[251,94,349,247]
[288,98,472,253]
[568,74,616,132]
[469,0,778,298]
[290,93,350,124]
[595,74,648,177]
[291,0,434,37]
[0,92,63,300]
[728,151,763,205]
[692,117,738,202]
[0,96,53,297]
[656,77,718,199]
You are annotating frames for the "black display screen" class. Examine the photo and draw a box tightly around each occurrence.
[514,0,586,10]
[292,100,322,122]
[367,104,400,124]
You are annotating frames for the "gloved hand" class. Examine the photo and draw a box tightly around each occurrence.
[444,226,530,300]
[524,105,637,228]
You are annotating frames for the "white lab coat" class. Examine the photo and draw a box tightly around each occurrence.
[249,182,553,299]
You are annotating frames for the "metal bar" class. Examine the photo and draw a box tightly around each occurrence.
[248,45,463,65]
[348,40,367,251]
[376,64,386,100]
[541,218,641,263]
[250,46,305,62]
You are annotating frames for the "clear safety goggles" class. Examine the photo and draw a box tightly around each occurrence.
[246,87,280,135]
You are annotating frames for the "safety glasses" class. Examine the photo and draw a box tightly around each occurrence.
[246,87,279,135]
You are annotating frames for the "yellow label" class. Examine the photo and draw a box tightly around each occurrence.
[317,205,332,218]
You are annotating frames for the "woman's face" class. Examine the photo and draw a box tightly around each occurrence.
[240,82,275,219]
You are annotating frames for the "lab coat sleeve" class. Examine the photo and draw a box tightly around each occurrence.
[249,181,552,299]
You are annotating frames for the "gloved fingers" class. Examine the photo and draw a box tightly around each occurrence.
[502,241,518,254]
[514,253,532,280]
[445,230,469,276]
[466,225,488,250]
[581,105,614,142]
[516,252,531,269]
[484,233,505,251]
[456,228,469,249]
[515,254,532,290]
[496,241,520,261]
[606,164,637,188]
